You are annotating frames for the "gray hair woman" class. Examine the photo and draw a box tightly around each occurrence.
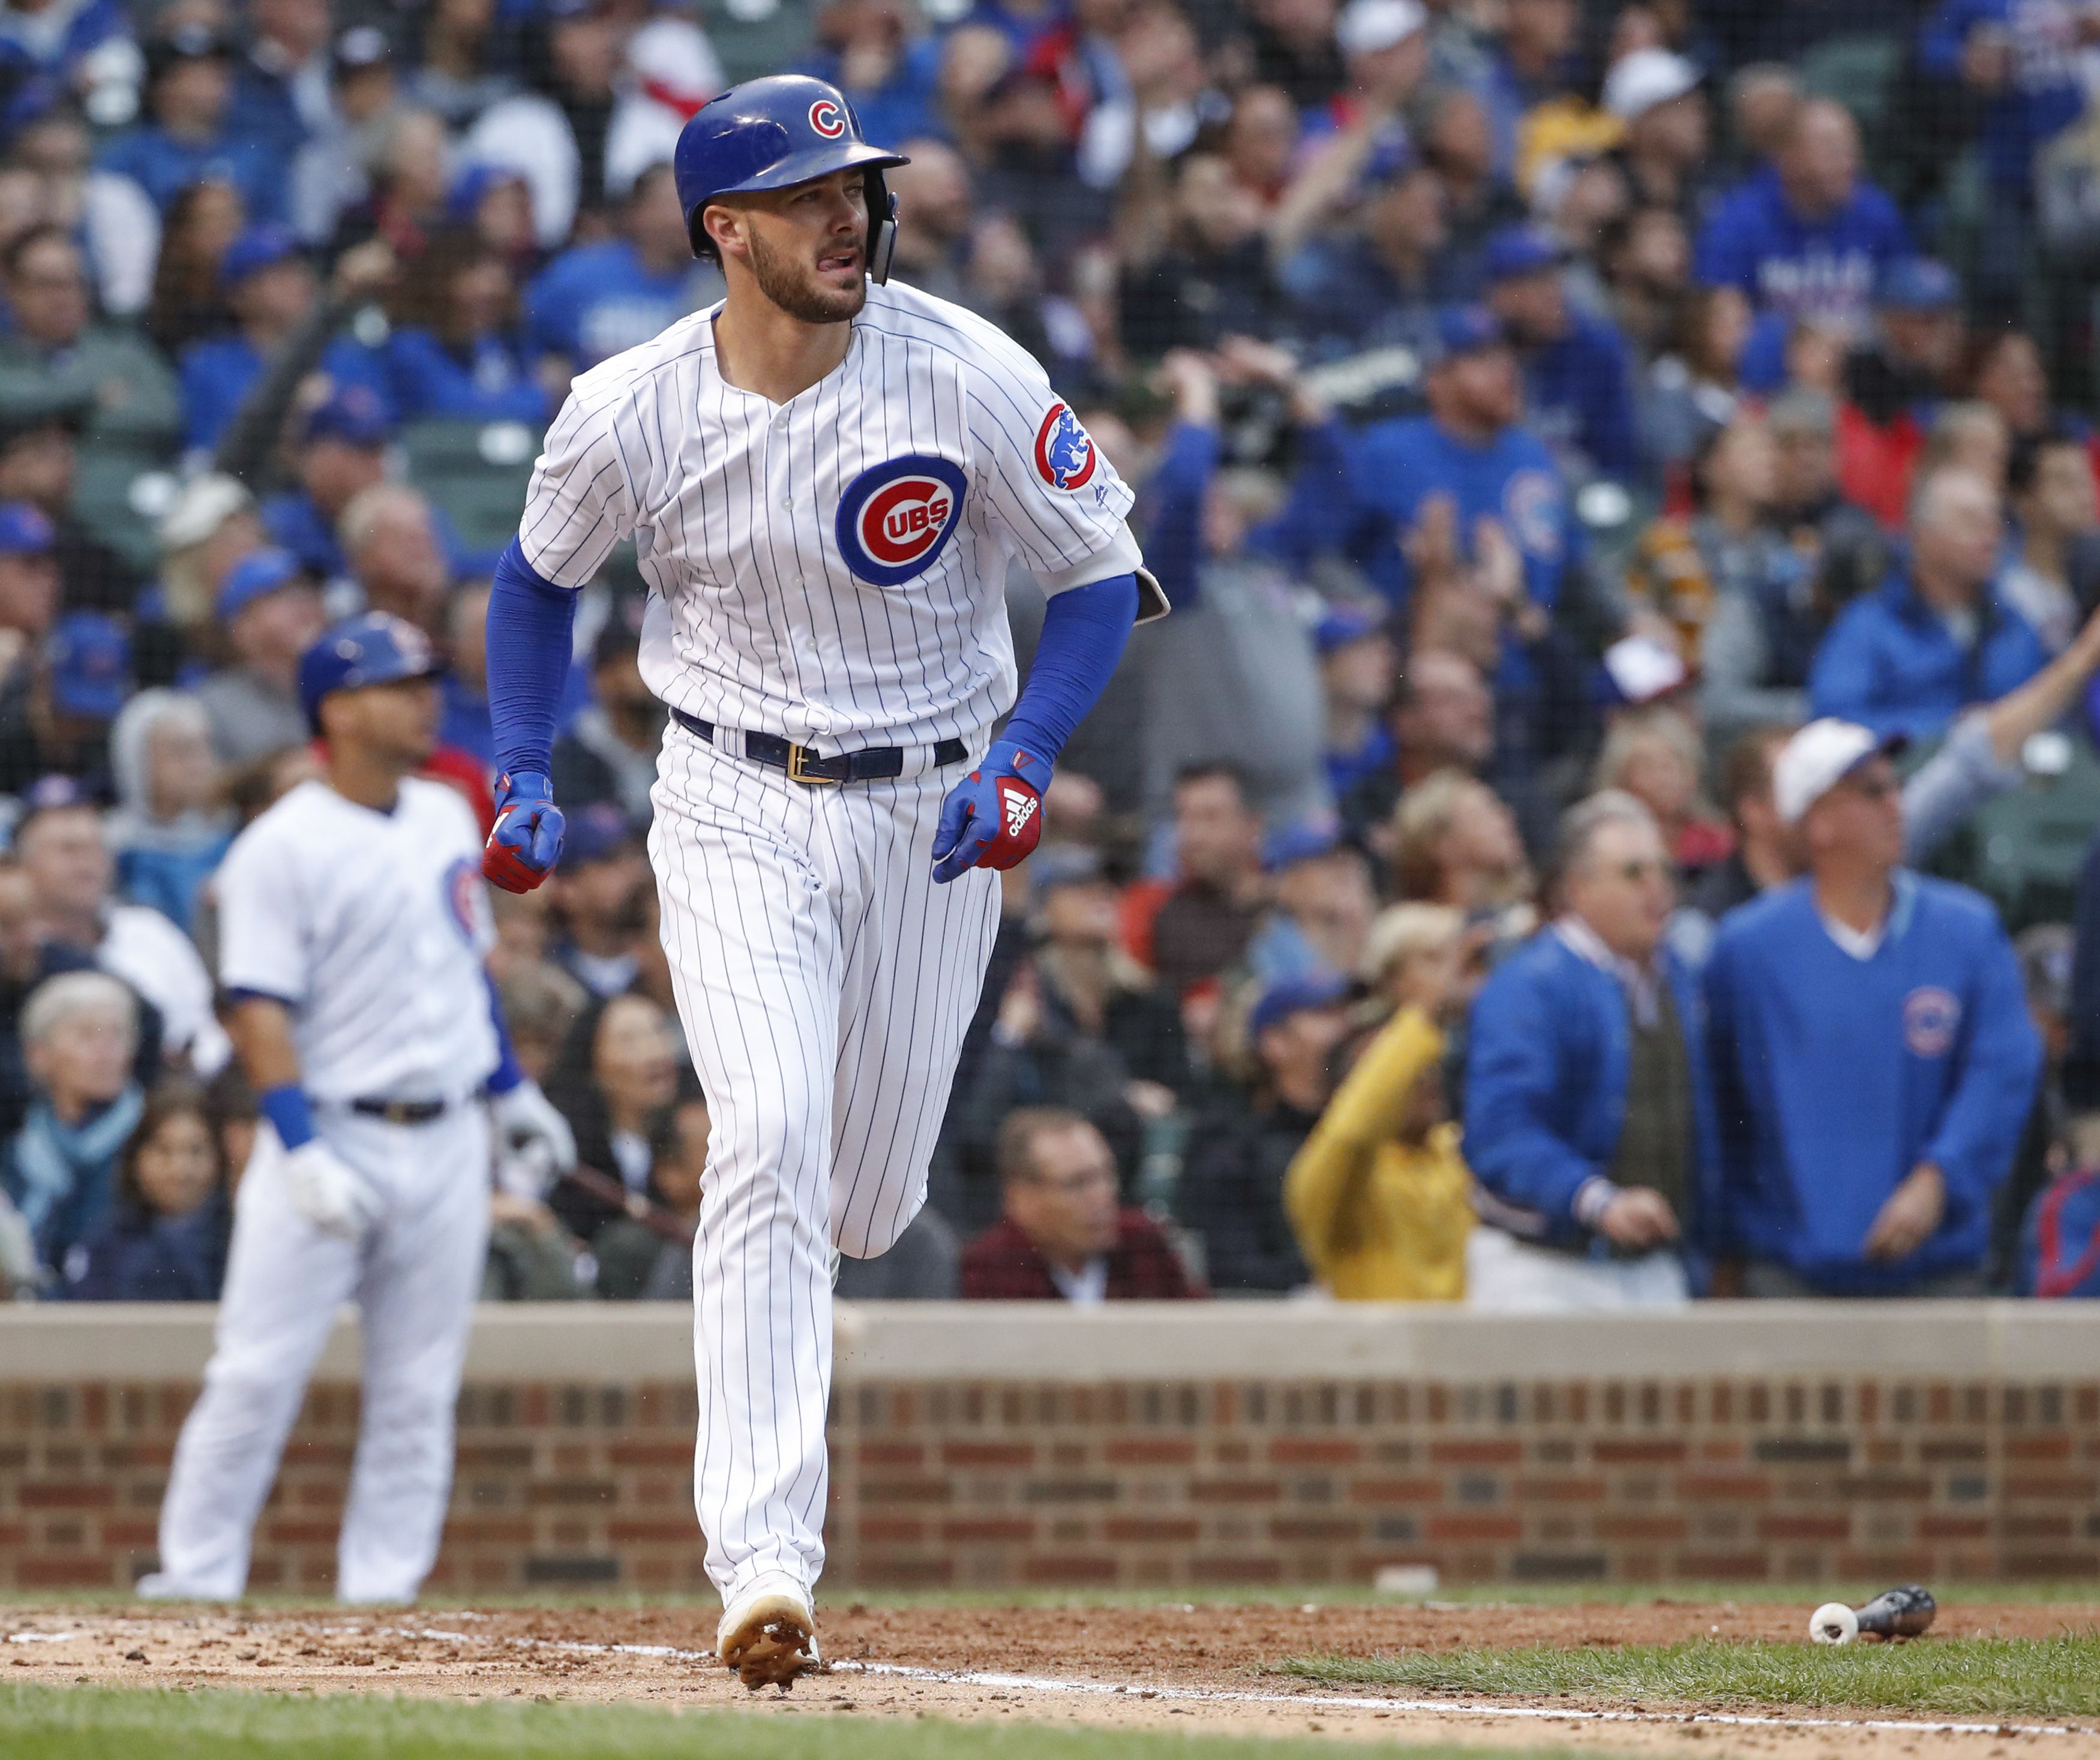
[106,689,233,933]
[2,969,143,1284]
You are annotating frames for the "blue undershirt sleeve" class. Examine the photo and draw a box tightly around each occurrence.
[487,536,580,780]
[1000,574,1138,765]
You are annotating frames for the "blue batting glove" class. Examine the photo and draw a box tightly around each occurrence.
[931,738,1048,884]
[484,771,565,893]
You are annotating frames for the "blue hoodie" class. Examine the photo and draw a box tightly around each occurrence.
[1464,928,1722,1261]
[1521,309,1640,484]
[1706,874,2039,1293]
[1921,0,2084,192]
[1808,567,2046,740]
[1694,166,1911,333]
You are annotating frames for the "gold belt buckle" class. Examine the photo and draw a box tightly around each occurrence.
[785,743,839,786]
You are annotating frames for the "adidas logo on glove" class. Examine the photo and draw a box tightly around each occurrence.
[1001,786,1038,839]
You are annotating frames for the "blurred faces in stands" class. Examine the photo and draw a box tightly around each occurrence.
[17,801,113,944]
[1923,400,2009,494]
[1969,330,2050,440]
[1172,765,1264,891]
[1908,467,2003,607]
[220,549,326,689]
[23,970,136,1121]
[1391,768,1526,909]
[886,138,974,278]
[592,994,680,1136]
[1391,647,1494,773]
[1249,975,1350,1112]
[339,484,448,630]
[0,412,78,520]
[0,504,58,650]
[1365,162,1447,272]
[1000,1110,1121,1271]
[1769,388,1837,508]
[1336,0,1429,107]
[1425,331,1522,439]
[5,230,88,351]
[1798,749,1905,881]
[1777,100,1860,221]
[1728,64,1801,166]
[1225,85,1297,204]
[1559,797,1673,963]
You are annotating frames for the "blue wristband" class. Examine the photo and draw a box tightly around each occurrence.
[259,1083,316,1152]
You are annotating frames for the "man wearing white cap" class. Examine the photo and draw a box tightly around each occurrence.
[1602,48,1709,218]
[1705,718,2039,1296]
[1330,0,1431,130]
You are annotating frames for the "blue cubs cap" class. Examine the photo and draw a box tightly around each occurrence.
[13,771,102,835]
[46,612,130,722]
[562,800,639,867]
[674,74,908,281]
[298,611,445,732]
[446,161,523,224]
[1877,256,1960,314]
[1247,972,1351,1042]
[220,223,302,289]
[217,546,306,622]
[1425,304,1507,366]
[1314,604,1381,654]
[1483,223,1565,285]
[301,385,393,449]
[0,501,55,557]
[1262,818,1342,873]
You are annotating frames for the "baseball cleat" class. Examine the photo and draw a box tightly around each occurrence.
[718,1577,819,1689]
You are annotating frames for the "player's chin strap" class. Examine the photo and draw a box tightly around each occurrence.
[867,175,899,285]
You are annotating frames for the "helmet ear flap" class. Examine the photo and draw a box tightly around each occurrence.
[866,170,898,285]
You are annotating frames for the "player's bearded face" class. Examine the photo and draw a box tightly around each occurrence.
[744,176,869,324]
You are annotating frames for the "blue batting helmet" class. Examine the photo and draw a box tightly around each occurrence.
[298,611,445,732]
[673,74,910,284]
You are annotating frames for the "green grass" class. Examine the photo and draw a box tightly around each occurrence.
[0,1683,1594,1760]
[1281,1634,2100,1720]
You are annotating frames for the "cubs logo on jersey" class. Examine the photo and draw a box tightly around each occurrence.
[443,855,492,948]
[1033,403,1097,491]
[835,455,968,587]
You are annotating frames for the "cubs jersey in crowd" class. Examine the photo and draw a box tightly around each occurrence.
[516,279,1136,749]
[215,777,499,1104]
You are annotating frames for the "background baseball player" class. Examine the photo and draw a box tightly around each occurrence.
[478,76,1164,1685]
[140,613,574,1605]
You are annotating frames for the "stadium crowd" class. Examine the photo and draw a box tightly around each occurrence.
[5,0,2100,1308]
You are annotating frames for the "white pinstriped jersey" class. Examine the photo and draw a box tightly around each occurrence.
[215,779,499,1103]
[516,278,1136,750]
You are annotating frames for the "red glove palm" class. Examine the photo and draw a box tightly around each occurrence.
[931,740,1046,882]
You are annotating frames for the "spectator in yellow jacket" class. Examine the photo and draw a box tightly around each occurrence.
[1284,904,1477,1300]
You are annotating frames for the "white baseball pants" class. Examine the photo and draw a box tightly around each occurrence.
[649,722,1000,1606]
[145,1105,490,1603]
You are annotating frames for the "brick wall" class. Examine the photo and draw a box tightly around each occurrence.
[3,1305,2097,1592]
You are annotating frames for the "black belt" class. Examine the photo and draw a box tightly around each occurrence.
[350,1097,451,1125]
[673,708,965,785]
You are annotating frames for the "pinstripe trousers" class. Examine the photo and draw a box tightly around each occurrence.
[649,720,1001,1603]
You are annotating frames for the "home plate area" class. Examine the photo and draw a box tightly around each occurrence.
[8,1598,2098,1755]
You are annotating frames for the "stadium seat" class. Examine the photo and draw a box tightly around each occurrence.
[1925,734,2100,930]
[399,418,544,555]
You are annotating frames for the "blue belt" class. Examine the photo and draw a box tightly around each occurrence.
[673,708,966,786]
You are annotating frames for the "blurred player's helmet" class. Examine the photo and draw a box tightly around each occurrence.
[673,74,910,284]
[298,611,447,733]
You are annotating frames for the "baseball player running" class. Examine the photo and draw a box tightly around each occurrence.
[479,76,1163,1685]
[141,614,575,1605]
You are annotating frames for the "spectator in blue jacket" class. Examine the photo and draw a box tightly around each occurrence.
[1327,305,1580,609]
[64,1080,229,1301]
[178,225,392,456]
[0,0,128,82]
[97,25,287,225]
[1694,98,1910,342]
[523,164,712,390]
[386,227,550,426]
[1463,791,1720,1310]
[1482,224,1639,485]
[1706,720,2041,1296]
[1809,465,2047,740]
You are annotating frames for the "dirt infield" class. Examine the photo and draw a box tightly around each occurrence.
[7,1600,2099,1755]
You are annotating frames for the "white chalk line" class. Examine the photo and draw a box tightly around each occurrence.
[10,1621,2093,1741]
